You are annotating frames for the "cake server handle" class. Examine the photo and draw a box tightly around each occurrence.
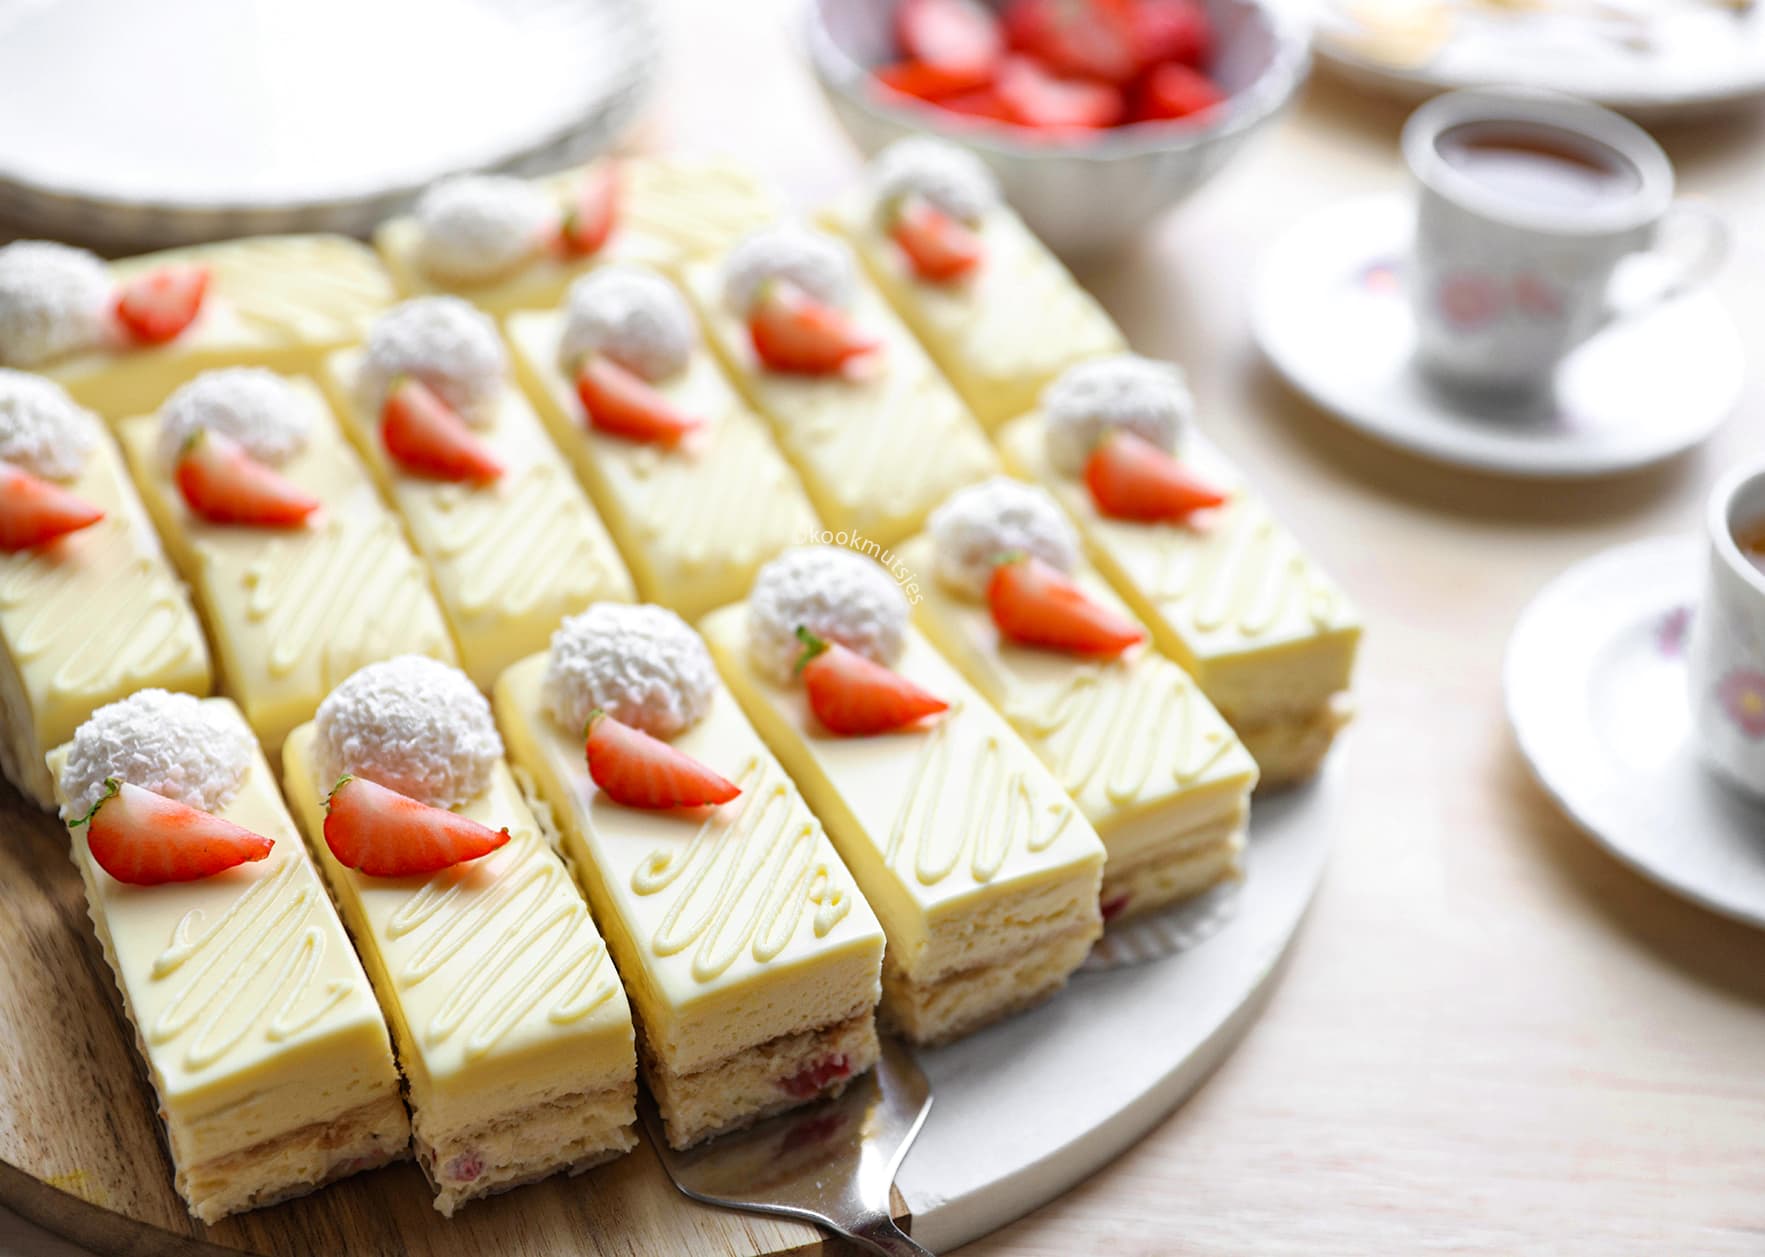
[843,1212,936,1256]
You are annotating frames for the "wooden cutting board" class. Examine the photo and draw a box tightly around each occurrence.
[0,783,906,1257]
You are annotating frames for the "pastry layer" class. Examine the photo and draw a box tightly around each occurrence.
[46,236,395,420]
[319,350,635,688]
[880,922,1097,1046]
[283,725,636,1143]
[903,534,1258,876]
[0,433,210,808]
[1103,822,1245,923]
[683,248,999,547]
[1236,693,1356,790]
[116,377,456,756]
[376,158,782,317]
[47,700,406,1219]
[641,1010,880,1149]
[495,655,885,1083]
[999,417,1361,769]
[700,609,1105,1030]
[822,195,1125,430]
[507,310,820,621]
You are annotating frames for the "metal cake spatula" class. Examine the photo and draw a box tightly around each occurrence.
[642,1036,935,1256]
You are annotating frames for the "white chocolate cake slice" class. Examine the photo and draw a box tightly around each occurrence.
[901,498,1258,921]
[998,358,1360,785]
[821,139,1126,431]
[506,266,819,622]
[48,694,407,1223]
[495,605,886,1148]
[375,158,783,318]
[0,374,211,807]
[319,299,635,689]
[683,224,998,547]
[281,659,637,1214]
[116,371,456,756]
[700,548,1105,1044]
[34,236,395,420]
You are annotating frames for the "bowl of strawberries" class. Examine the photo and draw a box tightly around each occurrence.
[804,0,1309,255]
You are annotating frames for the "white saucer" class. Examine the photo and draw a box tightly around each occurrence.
[1506,536,1765,928]
[1251,195,1743,479]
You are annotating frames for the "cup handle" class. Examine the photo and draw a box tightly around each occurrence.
[1605,200,1730,324]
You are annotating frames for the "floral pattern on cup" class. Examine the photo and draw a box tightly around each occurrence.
[1511,273,1564,320]
[1436,272,1503,329]
[1718,667,1765,739]
[1657,605,1690,658]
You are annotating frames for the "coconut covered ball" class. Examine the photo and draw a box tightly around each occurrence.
[722,223,855,316]
[59,690,253,818]
[1041,354,1194,476]
[558,265,698,381]
[357,296,507,427]
[544,603,717,740]
[747,546,908,684]
[0,241,111,368]
[313,656,502,809]
[413,174,555,285]
[929,478,1080,599]
[0,369,101,482]
[868,137,999,226]
[156,367,313,468]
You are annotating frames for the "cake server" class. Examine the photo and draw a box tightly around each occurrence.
[642,1035,935,1256]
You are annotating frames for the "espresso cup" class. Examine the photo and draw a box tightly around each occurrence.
[1687,466,1765,797]
[1400,88,1727,396]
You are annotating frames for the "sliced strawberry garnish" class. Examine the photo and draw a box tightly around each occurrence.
[795,628,948,736]
[575,355,703,445]
[937,85,1015,122]
[748,281,881,376]
[381,377,504,483]
[996,56,1125,132]
[1129,0,1213,69]
[73,778,273,886]
[584,711,741,809]
[889,199,984,282]
[114,264,209,346]
[1132,61,1225,123]
[175,428,319,528]
[1003,0,1139,84]
[323,775,510,877]
[560,163,620,257]
[987,553,1146,657]
[0,461,104,552]
[1084,429,1227,522]
[897,0,1003,92]
[875,58,993,101]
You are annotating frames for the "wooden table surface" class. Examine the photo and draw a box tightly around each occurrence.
[642,2,1765,1253]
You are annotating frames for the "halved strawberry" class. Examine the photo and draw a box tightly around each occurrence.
[114,264,209,346]
[748,281,881,375]
[795,628,948,736]
[323,775,510,877]
[937,85,1015,122]
[0,461,104,551]
[875,58,993,101]
[987,553,1146,657]
[1132,61,1224,124]
[560,163,619,257]
[889,199,984,281]
[1084,430,1226,522]
[1129,0,1213,69]
[1003,0,1139,84]
[381,377,504,483]
[175,428,319,528]
[575,355,703,445]
[996,55,1125,132]
[584,711,741,809]
[73,778,273,886]
[897,0,1003,91]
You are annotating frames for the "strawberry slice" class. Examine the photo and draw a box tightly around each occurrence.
[575,355,703,445]
[889,199,984,281]
[897,0,1003,90]
[1003,0,1139,84]
[937,85,1015,122]
[0,460,104,551]
[73,778,273,886]
[996,56,1125,131]
[987,554,1146,657]
[1132,61,1225,123]
[323,775,510,877]
[114,264,209,346]
[748,281,881,375]
[795,628,949,736]
[381,377,504,483]
[561,163,619,257]
[584,711,741,809]
[175,428,319,528]
[875,58,993,101]
[1130,0,1213,69]
[1084,430,1227,522]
